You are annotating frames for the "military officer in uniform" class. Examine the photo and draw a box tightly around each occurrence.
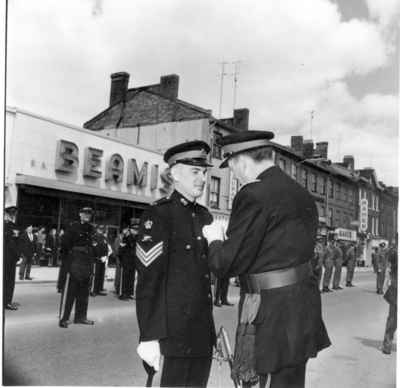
[4,205,20,310]
[322,240,335,293]
[59,207,97,328]
[203,131,330,388]
[135,140,216,387]
[90,225,108,297]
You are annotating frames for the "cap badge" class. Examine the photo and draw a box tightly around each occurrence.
[144,220,153,230]
[142,235,153,242]
[180,198,188,206]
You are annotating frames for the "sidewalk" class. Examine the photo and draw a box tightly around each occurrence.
[16,265,117,284]
[16,264,373,284]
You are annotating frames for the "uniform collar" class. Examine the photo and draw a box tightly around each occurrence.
[172,190,196,208]
[256,165,279,180]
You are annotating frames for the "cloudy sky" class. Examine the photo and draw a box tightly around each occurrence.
[7,0,399,185]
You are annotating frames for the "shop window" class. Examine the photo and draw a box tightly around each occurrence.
[328,180,334,199]
[210,177,221,209]
[212,132,222,159]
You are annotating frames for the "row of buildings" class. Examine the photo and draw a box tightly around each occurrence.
[5,72,397,265]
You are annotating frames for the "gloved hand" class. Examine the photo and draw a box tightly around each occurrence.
[202,221,226,244]
[137,341,161,371]
[100,256,107,263]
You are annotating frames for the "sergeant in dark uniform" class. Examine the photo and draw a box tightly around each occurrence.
[135,140,216,388]
[203,131,331,388]
[59,207,97,328]
[90,225,108,297]
[4,205,20,311]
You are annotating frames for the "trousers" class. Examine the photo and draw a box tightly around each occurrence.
[19,256,32,279]
[160,356,212,387]
[322,262,333,288]
[259,363,306,388]
[214,277,230,303]
[376,270,386,293]
[91,261,106,295]
[120,266,135,297]
[383,302,397,353]
[346,258,356,284]
[332,259,343,288]
[4,263,17,305]
[59,273,90,321]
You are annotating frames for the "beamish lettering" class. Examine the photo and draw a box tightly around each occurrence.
[55,139,169,193]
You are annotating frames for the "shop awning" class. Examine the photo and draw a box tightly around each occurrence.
[15,174,154,204]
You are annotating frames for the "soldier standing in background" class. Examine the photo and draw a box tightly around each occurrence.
[59,207,97,328]
[90,225,108,297]
[214,276,234,307]
[376,242,388,294]
[114,227,127,296]
[118,220,139,300]
[313,236,325,290]
[19,223,36,280]
[345,243,357,287]
[371,247,379,273]
[135,141,216,387]
[332,240,344,290]
[322,240,335,293]
[4,205,20,311]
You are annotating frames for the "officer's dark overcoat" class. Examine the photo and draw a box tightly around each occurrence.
[208,166,331,374]
[135,190,216,358]
[62,222,96,281]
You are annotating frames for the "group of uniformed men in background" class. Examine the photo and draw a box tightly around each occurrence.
[3,130,397,387]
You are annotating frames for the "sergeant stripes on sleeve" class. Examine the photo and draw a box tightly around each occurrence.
[136,242,163,267]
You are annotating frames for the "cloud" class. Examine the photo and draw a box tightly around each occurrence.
[6,0,398,184]
[365,0,400,28]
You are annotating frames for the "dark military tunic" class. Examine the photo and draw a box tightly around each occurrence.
[208,166,331,374]
[4,220,20,306]
[135,190,216,358]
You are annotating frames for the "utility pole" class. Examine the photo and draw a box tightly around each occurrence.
[309,110,315,139]
[232,60,241,111]
[218,61,228,118]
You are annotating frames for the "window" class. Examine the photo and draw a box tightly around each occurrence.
[209,177,221,209]
[328,179,334,199]
[376,195,379,210]
[310,173,317,192]
[301,169,308,188]
[328,207,333,226]
[348,188,353,203]
[278,158,286,172]
[335,183,340,200]
[291,164,297,180]
[212,132,222,159]
[317,176,326,195]
[343,186,348,202]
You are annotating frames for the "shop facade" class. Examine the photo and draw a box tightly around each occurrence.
[5,107,168,242]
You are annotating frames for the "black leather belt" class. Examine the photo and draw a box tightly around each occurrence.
[241,262,312,293]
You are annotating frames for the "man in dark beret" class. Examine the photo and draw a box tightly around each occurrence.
[203,130,331,388]
[135,140,216,387]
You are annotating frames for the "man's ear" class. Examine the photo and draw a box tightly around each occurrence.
[170,164,181,183]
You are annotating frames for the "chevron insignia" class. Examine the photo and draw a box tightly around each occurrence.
[136,241,163,267]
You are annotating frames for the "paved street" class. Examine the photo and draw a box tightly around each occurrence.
[3,268,396,387]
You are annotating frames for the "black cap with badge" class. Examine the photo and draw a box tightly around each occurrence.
[164,140,212,167]
[79,206,94,214]
[218,130,275,168]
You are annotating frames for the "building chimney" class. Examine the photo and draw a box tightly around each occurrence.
[343,155,355,170]
[110,72,130,106]
[233,108,249,131]
[315,142,328,159]
[303,140,314,159]
[291,136,304,154]
[160,74,179,99]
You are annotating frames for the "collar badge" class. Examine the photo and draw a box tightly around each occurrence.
[144,220,153,230]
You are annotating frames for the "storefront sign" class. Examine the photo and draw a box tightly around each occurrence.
[335,228,357,242]
[55,139,164,192]
[359,198,368,232]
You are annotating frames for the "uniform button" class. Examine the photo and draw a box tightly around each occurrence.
[185,244,192,250]
[197,236,202,240]
[201,254,206,259]
[208,293,212,299]
[192,213,195,218]
[186,348,192,355]
[205,274,209,279]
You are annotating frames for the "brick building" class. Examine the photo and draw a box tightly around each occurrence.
[84,72,246,224]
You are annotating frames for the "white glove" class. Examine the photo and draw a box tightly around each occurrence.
[202,221,226,244]
[100,256,107,263]
[137,341,161,371]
